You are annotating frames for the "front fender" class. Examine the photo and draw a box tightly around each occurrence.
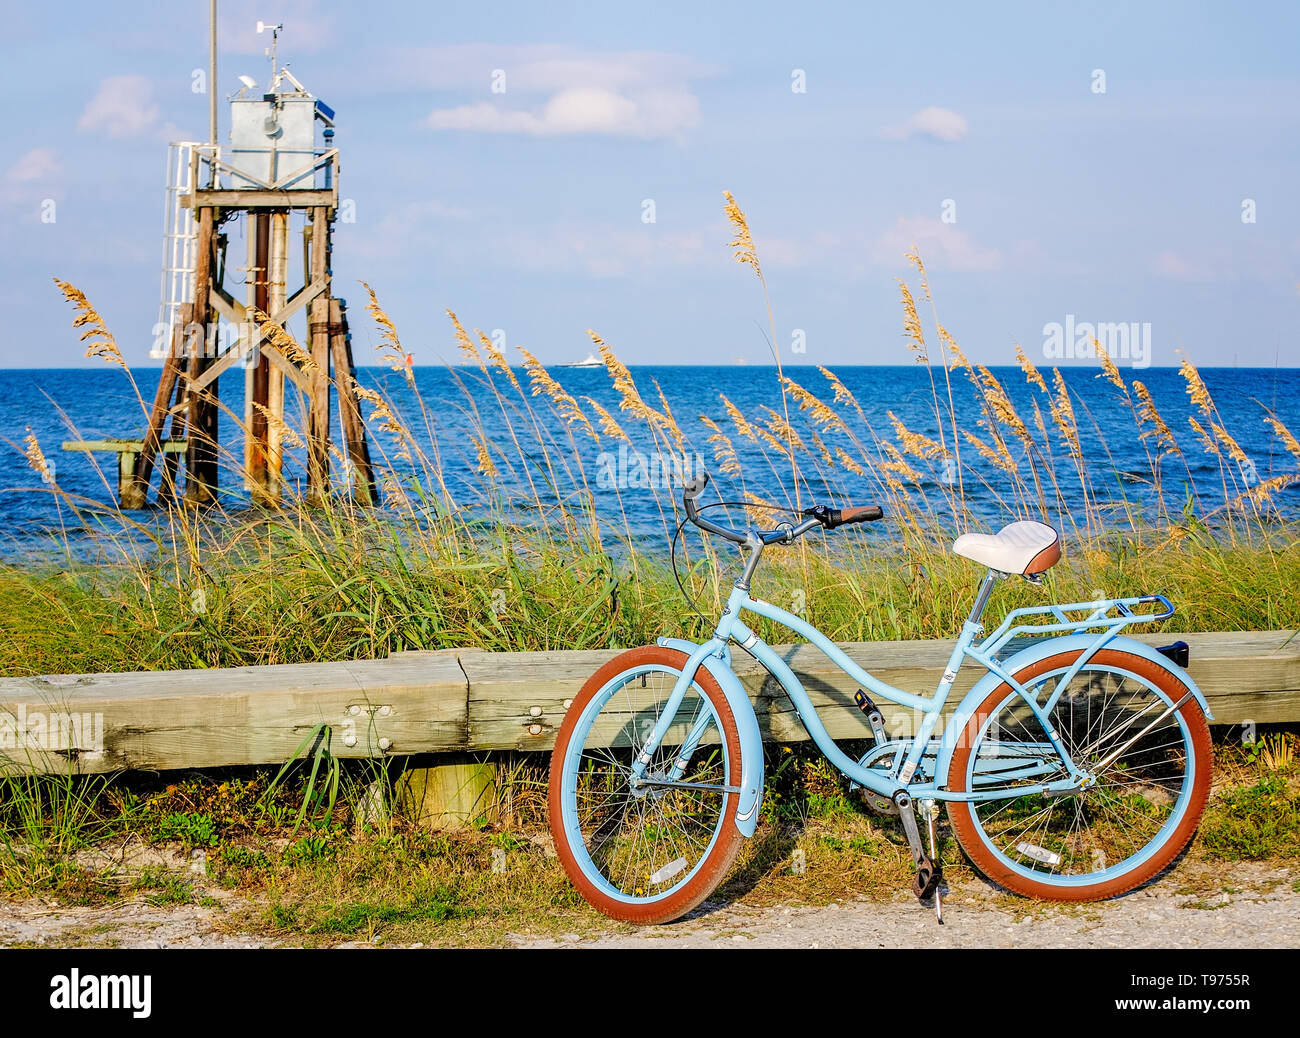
[933,633,1213,789]
[658,637,764,836]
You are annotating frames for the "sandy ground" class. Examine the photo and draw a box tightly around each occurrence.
[1,861,1294,949]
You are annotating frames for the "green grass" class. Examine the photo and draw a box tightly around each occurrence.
[1,524,1296,677]
[1198,771,1300,861]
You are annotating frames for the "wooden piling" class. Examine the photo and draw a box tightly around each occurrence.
[306,206,332,502]
[127,303,192,509]
[184,207,218,505]
[329,298,375,504]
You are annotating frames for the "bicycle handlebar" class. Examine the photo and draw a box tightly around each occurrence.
[682,473,884,545]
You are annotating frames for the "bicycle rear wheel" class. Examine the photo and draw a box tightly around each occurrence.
[946,647,1212,900]
[548,645,746,924]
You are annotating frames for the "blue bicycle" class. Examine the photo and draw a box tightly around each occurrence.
[548,474,1213,924]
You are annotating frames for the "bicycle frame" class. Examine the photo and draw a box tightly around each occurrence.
[631,569,1186,807]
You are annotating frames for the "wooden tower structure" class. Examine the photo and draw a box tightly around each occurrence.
[126,43,373,510]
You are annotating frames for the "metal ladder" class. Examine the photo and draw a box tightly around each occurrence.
[154,142,202,359]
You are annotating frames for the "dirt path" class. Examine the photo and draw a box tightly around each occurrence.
[516,863,1300,949]
[2,863,1294,949]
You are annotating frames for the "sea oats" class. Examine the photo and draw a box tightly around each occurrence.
[977,365,1034,448]
[446,309,481,365]
[362,282,407,376]
[881,442,923,484]
[1132,380,1180,458]
[1048,368,1082,459]
[722,191,762,278]
[1095,342,1126,392]
[1233,473,1300,509]
[583,397,630,443]
[1212,423,1250,466]
[652,378,687,450]
[888,410,947,460]
[1188,415,1218,455]
[936,324,970,373]
[23,428,52,483]
[248,306,318,377]
[1178,355,1214,416]
[519,348,598,442]
[1264,414,1300,463]
[835,448,867,477]
[699,415,742,477]
[721,395,757,442]
[816,366,865,421]
[591,330,666,430]
[1015,343,1048,393]
[897,280,928,363]
[781,376,847,434]
[760,405,806,453]
[478,330,522,394]
[961,429,1016,474]
[55,278,127,370]
[474,434,498,479]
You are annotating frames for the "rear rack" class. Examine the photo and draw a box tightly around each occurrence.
[977,593,1174,658]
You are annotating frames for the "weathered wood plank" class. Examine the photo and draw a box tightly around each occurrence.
[189,189,337,210]
[0,656,468,774]
[2,631,1295,774]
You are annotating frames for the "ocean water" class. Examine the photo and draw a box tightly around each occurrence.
[1,364,1297,559]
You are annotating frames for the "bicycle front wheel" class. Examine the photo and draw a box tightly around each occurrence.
[946,647,1212,900]
[548,645,746,924]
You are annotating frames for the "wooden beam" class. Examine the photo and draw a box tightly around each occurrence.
[1,631,1295,776]
[63,440,187,453]
[190,189,336,210]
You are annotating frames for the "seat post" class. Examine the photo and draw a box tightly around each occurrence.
[966,569,999,624]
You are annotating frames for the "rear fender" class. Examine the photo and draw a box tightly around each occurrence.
[933,633,1213,789]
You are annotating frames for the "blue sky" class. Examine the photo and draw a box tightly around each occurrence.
[2,0,1298,369]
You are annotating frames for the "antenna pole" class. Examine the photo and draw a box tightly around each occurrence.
[208,0,217,147]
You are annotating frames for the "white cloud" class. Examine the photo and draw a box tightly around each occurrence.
[874,216,1002,271]
[428,87,699,139]
[78,75,159,138]
[883,106,969,143]
[2,147,61,206]
[4,147,60,183]
[416,46,709,140]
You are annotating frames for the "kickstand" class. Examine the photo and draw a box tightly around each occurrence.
[925,805,943,925]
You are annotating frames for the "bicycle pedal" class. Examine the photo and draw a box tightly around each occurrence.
[912,857,942,901]
[853,689,888,743]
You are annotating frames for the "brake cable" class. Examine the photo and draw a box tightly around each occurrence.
[670,498,804,629]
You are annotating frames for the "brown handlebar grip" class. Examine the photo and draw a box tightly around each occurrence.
[839,505,884,524]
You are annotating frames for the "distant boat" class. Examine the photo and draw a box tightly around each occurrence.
[560,352,604,369]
